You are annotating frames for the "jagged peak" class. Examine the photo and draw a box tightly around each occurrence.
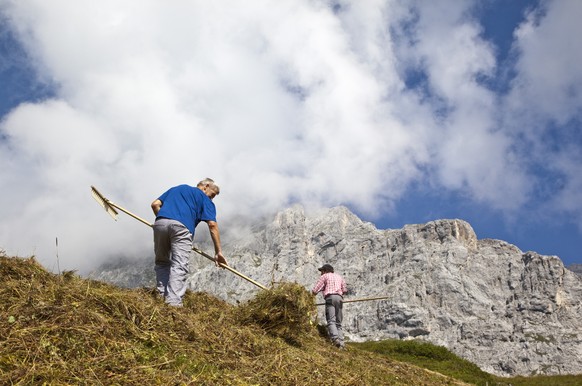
[272,205,368,228]
[399,218,478,250]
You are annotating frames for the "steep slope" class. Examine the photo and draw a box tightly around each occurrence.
[92,205,582,377]
[0,253,467,385]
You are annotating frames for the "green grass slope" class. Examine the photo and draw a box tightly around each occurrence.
[0,253,466,385]
[353,340,582,386]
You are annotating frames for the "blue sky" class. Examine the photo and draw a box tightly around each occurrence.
[0,0,581,272]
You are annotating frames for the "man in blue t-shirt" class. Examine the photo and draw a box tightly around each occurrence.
[151,178,228,306]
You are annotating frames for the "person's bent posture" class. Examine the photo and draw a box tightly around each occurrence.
[151,178,227,306]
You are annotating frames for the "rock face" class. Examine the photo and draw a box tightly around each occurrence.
[92,205,582,377]
[569,264,582,276]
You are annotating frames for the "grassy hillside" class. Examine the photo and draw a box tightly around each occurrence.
[352,340,582,386]
[1,252,580,385]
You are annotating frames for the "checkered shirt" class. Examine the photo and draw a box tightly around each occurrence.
[311,272,347,297]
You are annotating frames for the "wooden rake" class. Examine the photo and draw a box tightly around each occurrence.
[316,295,392,306]
[91,185,268,290]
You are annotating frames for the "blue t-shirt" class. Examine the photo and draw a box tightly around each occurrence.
[156,184,216,235]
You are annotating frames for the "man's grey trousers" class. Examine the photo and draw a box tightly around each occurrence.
[153,218,193,306]
[325,294,344,347]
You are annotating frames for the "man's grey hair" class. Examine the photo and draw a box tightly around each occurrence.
[197,178,220,195]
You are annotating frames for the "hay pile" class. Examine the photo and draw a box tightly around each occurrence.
[237,282,317,345]
[0,252,466,385]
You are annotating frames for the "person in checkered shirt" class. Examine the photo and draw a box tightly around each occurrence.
[311,264,348,349]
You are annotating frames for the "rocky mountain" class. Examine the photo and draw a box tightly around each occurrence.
[91,205,582,377]
[568,263,582,276]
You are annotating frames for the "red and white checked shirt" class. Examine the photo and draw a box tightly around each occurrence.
[312,272,347,298]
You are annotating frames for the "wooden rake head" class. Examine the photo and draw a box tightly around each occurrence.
[91,185,118,220]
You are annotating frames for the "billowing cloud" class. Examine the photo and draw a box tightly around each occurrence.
[502,0,582,224]
[1,0,581,272]
[390,1,530,209]
[508,0,582,124]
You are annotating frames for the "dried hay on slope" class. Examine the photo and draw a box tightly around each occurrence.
[0,253,468,385]
[237,282,318,345]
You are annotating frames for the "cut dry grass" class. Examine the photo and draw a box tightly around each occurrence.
[1,253,468,385]
[237,282,317,345]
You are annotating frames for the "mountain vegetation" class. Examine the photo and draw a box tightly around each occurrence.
[2,252,581,385]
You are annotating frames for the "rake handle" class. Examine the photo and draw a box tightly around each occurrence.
[192,247,268,290]
[107,201,153,227]
[99,195,268,291]
[91,186,268,290]
[316,295,391,306]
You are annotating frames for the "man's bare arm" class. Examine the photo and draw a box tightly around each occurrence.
[207,220,228,267]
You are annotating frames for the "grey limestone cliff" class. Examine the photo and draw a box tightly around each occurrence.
[92,205,582,377]
[569,263,582,276]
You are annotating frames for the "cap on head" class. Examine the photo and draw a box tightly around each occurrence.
[318,264,334,273]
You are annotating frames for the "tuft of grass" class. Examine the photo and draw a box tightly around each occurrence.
[0,254,466,385]
[237,282,317,345]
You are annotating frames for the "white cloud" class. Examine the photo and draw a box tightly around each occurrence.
[503,0,582,228]
[390,1,530,209]
[509,0,582,124]
[0,0,580,271]
[549,146,582,220]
